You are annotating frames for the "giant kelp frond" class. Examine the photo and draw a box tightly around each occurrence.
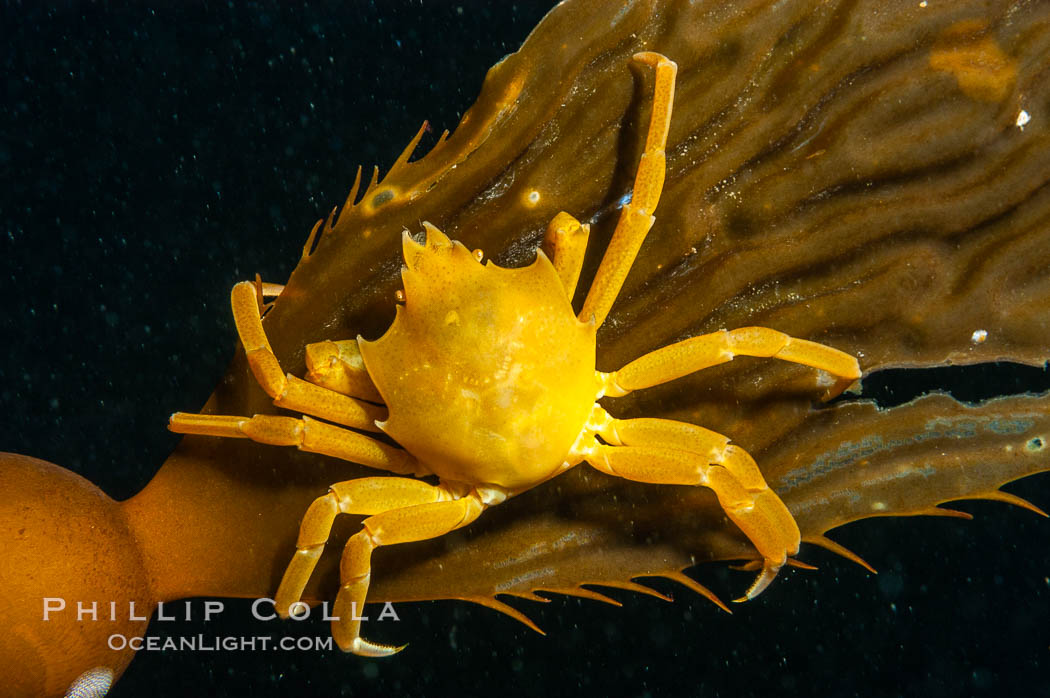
[299,121,441,263]
[167,0,1050,627]
[368,391,1050,614]
[455,571,727,635]
[770,392,1050,547]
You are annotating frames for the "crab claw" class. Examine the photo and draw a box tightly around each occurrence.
[732,559,783,603]
[346,637,408,658]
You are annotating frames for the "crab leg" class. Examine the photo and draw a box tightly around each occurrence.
[593,413,783,494]
[601,326,861,398]
[273,477,461,655]
[168,412,425,476]
[231,281,385,431]
[582,441,797,601]
[588,409,799,599]
[580,52,676,328]
[329,490,485,656]
[542,211,590,301]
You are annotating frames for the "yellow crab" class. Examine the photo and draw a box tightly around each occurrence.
[170,52,860,657]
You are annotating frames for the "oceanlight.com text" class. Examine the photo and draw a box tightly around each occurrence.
[108,634,335,652]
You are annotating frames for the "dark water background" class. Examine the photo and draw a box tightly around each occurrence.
[1,2,1047,696]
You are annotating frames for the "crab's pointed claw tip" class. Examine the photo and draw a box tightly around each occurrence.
[348,637,407,657]
[733,560,782,603]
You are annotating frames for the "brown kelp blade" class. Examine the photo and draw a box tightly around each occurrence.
[769,393,1050,541]
[254,0,1050,454]
[366,393,1050,630]
[132,0,1050,635]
